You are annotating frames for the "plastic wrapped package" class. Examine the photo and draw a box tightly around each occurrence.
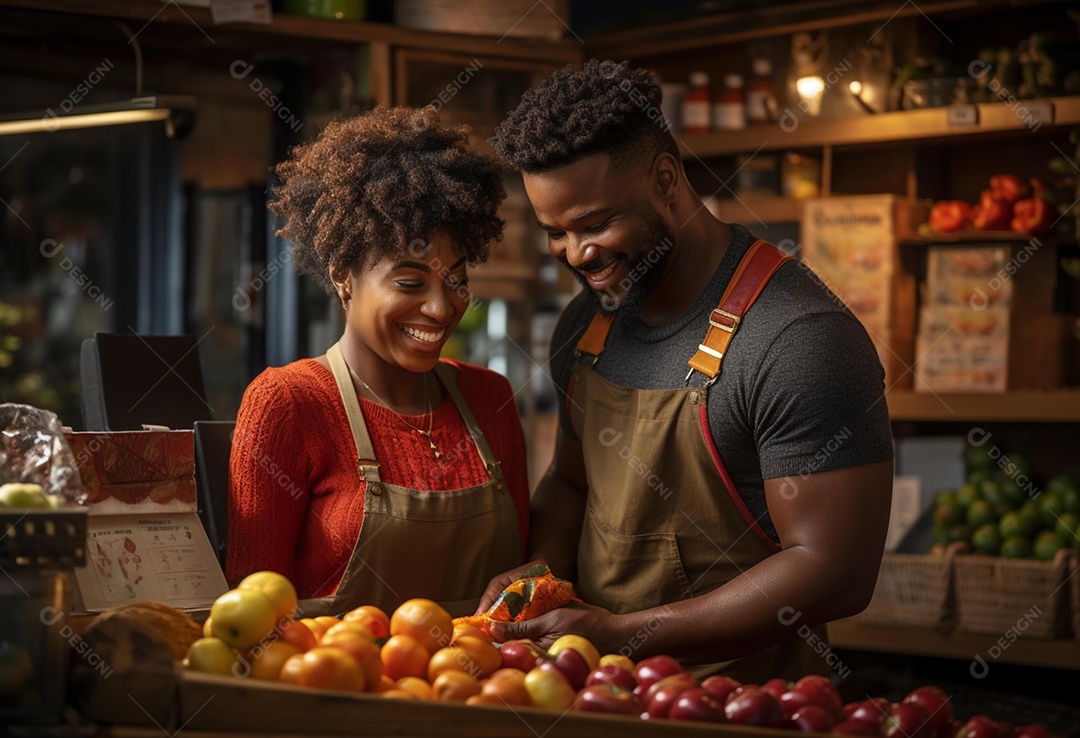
[0,403,87,505]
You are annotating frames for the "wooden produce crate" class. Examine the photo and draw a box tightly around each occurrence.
[177,671,805,738]
[856,542,962,630]
[953,549,1076,639]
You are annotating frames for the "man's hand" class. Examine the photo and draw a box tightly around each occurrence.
[474,559,547,615]
[487,601,623,653]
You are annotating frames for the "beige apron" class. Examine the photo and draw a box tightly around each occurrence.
[297,343,521,619]
[569,240,829,683]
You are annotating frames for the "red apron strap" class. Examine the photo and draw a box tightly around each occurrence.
[687,239,791,383]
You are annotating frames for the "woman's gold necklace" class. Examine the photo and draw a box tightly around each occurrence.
[348,365,441,459]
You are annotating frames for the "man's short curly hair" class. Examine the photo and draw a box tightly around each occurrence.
[491,60,679,173]
[270,106,506,294]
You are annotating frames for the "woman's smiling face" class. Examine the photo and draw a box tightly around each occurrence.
[342,233,470,375]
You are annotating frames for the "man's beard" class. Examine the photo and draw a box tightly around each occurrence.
[562,211,676,319]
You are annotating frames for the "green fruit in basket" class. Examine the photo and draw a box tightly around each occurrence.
[967,467,995,490]
[1000,536,1033,559]
[1033,530,1067,561]
[979,479,1004,507]
[971,524,1002,555]
[1018,501,1041,530]
[932,524,950,545]
[947,523,972,544]
[935,489,958,508]
[934,502,964,527]
[991,501,1015,519]
[1046,475,1080,514]
[1054,512,1080,542]
[965,444,995,471]
[1007,454,1035,483]
[966,500,996,530]
[955,484,981,509]
[0,483,48,509]
[1000,511,1036,540]
[1036,491,1067,527]
[998,476,1026,507]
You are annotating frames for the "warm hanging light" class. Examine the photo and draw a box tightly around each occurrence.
[0,95,195,137]
[0,23,196,138]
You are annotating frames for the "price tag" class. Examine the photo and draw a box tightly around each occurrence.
[947,105,979,127]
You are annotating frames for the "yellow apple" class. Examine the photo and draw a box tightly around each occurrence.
[210,589,278,650]
[548,635,600,670]
[0,483,48,509]
[599,653,635,672]
[238,571,298,622]
[184,637,239,676]
[202,617,214,638]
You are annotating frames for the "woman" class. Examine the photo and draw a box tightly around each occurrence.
[226,107,529,617]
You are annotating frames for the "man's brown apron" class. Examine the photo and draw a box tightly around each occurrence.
[297,342,521,619]
[569,239,829,683]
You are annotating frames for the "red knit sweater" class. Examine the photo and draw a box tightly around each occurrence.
[225,358,529,598]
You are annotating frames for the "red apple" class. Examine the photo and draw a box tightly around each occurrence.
[550,647,591,690]
[574,684,641,716]
[845,698,890,728]
[499,640,542,672]
[643,673,697,719]
[903,686,952,736]
[791,675,844,721]
[791,705,835,733]
[885,702,931,738]
[585,665,637,692]
[669,687,725,723]
[780,689,818,718]
[701,675,741,705]
[1013,725,1047,738]
[724,687,785,727]
[633,655,685,695]
[762,677,793,701]
[956,716,1006,738]
[832,719,882,736]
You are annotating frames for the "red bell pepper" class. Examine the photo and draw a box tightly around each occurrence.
[1011,195,1054,235]
[971,189,1013,230]
[989,174,1028,204]
[929,200,971,233]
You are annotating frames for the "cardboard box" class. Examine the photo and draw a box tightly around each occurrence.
[800,195,927,389]
[63,431,228,612]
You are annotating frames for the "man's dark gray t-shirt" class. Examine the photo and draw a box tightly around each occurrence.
[549,223,894,543]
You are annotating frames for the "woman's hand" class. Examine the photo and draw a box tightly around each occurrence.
[487,601,623,653]
[474,559,547,615]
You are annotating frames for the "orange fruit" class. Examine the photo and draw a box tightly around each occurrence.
[432,670,482,702]
[320,631,383,690]
[343,605,391,640]
[395,676,434,700]
[277,619,317,652]
[390,599,452,654]
[300,617,332,642]
[280,647,365,692]
[452,623,492,645]
[454,635,500,678]
[380,634,430,681]
[479,668,531,706]
[427,646,482,682]
[323,621,377,643]
[375,674,396,693]
[382,689,418,700]
[247,641,301,681]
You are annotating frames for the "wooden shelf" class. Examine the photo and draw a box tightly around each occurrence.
[676,97,1080,159]
[900,231,1072,246]
[828,618,1080,671]
[886,390,1080,422]
[0,0,581,63]
[705,196,804,225]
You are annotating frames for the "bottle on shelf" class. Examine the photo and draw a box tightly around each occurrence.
[713,73,746,131]
[681,72,712,133]
[746,58,777,124]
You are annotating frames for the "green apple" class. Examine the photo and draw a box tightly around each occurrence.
[210,589,278,650]
[0,483,49,509]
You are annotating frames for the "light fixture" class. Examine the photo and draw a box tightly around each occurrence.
[0,23,196,138]
[791,31,830,117]
[0,95,196,138]
[796,75,825,116]
[848,80,878,115]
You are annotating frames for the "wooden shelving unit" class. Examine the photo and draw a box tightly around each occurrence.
[829,618,1080,671]
[885,390,1080,423]
[0,0,580,63]
[676,96,1080,159]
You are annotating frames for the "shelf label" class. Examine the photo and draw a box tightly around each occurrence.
[1020,101,1054,128]
[947,105,979,127]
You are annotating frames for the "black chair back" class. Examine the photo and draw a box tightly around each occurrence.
[194,420,234,569]
[80,332,212,430]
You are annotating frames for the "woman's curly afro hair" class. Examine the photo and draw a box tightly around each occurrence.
[270,106,506,294]
[491,59,678,173]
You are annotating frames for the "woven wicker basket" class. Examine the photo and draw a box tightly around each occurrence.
[0,509,87,570]
[857,542,961,630]
[954,548,1075,639]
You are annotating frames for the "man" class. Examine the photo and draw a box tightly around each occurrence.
[480,60,893,682]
